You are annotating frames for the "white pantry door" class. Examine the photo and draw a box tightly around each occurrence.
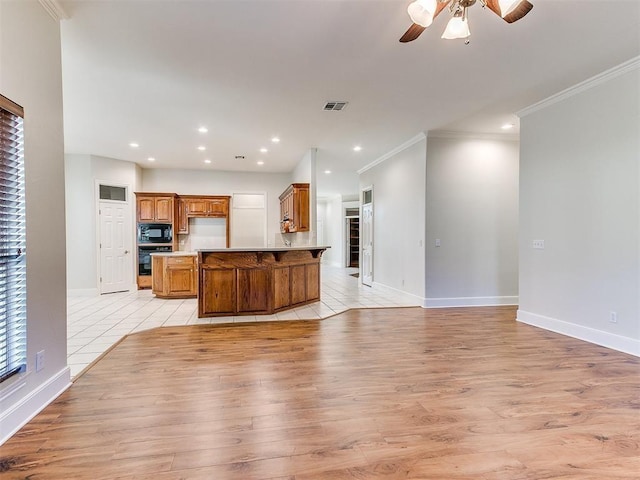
[99,201,132,294]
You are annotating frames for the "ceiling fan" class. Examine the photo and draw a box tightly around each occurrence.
[400,0,534,43]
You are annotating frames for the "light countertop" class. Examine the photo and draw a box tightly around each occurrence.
[150,251,197,257]
[197,246,330,253]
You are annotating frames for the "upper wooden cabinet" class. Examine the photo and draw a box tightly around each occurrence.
[176,195,231,243]
[279,183,309,233]
[136,193,177,223]
[183,196,229,217]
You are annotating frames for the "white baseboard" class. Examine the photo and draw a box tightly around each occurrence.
[371,281,426,305]
[425,296,519,308]
[67,287,99,297]
[67,284,137,297]
[0,367,72,446]
[517,310,640,357]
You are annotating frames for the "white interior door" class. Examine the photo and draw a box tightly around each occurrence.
[361,193,373,286]
[99,201,132,294]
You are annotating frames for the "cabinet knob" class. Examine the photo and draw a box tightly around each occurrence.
[124,250,129,254]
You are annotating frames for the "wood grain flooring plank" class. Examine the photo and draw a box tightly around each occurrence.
[1,306,639,479]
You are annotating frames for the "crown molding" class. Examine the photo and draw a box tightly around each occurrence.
[518,56,640,118]
[38,0,70,21]
[427,130,519,142]
[357,132,426,175]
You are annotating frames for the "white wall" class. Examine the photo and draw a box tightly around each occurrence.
[0,2,69,444]
[142,168,290,247]
[425,135,519,306]
[518,61,640,356]
[65,154,141,293]
[359,136,427,300]
[317,196,343,266]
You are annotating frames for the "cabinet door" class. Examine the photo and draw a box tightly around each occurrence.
[294,186,310,232]
[167,266,196,296]
[273,266,290,310]
[305,263,320,301]
[290,265,306,305]
[155,197,173,222]
[207,198,228,217]
[186,199,207,215]
[237,267,270,313]
[138,198,156,222]
[200,267,236,315]
[177,199,189,234]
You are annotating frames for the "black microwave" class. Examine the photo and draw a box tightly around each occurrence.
[138,223,173,244]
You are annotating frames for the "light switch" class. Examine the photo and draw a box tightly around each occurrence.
[435,239,441,247]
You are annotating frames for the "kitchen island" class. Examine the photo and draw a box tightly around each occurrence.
[198,246,329,317]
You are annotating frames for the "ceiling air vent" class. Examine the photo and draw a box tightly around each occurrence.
[323,101,348,111]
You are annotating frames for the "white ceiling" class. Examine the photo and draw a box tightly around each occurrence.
[59,0,640,196]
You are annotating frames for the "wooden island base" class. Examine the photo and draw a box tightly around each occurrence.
[198,247,328,317]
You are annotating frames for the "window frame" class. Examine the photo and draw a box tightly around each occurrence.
[0,93,27,385]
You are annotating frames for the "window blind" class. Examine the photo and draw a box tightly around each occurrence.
[0,95,26,384]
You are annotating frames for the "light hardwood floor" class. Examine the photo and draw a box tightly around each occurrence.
[1,306,639,479]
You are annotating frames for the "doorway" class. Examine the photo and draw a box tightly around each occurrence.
[98,184,133,294]
[345,207,359,268]
[361,187,373,286]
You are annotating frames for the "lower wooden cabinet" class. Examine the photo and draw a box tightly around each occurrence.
[200,266,236,315]
[198,249,327,317]
[273,266,290,310]
[237,267,270,314]
[152,255,197,298]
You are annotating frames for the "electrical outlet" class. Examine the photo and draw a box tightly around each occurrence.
[532,239,545,249]
[609,311,617,323]
[36,350,45,372]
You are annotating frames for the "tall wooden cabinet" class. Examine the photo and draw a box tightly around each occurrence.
[279,183,310,233]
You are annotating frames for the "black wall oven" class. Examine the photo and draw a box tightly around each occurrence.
[138,223,173,244]
[138,245,172,276]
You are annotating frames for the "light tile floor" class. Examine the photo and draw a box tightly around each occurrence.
[67,266,420,378]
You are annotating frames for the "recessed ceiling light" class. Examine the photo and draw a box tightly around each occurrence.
[501,123,515,130]
[198,126,208,133]
[204,159,211,164]
[147,157,155,162]
[271,137,280,143]
[257,161,264,166]
[129,142,139,148]
[353,145,362,152]
[324,170,332,174]
[260,147,268,153]
[197,146,206,151]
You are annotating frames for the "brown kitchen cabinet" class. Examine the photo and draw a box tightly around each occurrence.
[176,198,189,234]
[182,196,229,217]
[135,193,177,223]
[198,247,327,317]
[199,266,236,316]
[151,254,197,298]
[177,195,230,242]
[279,183,309,233]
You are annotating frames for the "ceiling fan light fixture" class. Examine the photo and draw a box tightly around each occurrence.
[441,10,470,39]
[407,0,438,27]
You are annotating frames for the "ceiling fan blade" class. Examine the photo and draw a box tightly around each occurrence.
[485,0,533,24]
[400,23,426,43]
[399,1,452,43]
[503,1,533,23]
